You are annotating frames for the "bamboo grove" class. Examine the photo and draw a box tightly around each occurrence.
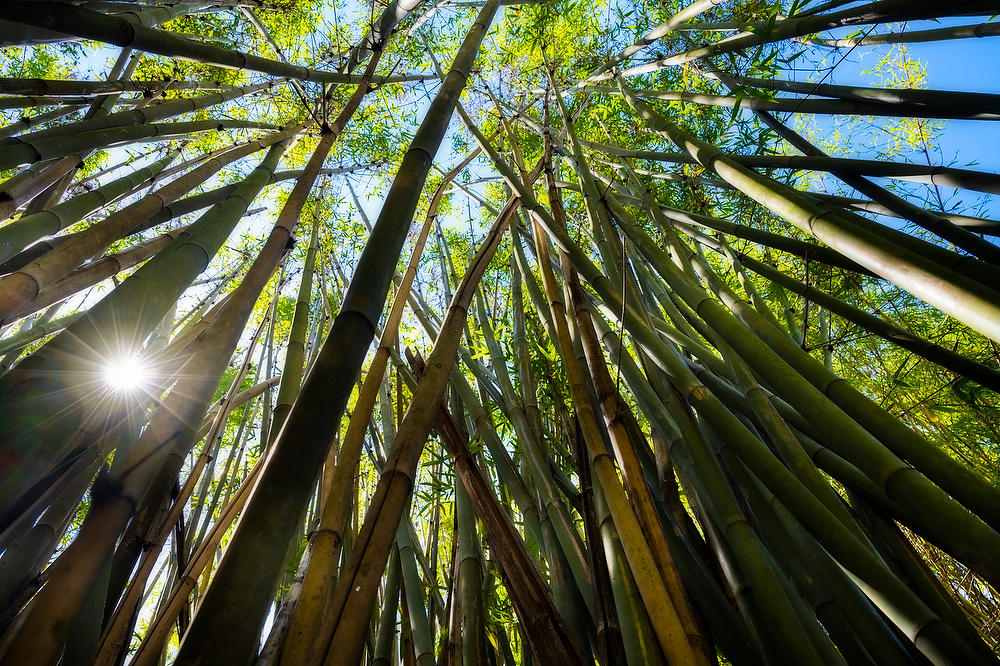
[0,0,998,663]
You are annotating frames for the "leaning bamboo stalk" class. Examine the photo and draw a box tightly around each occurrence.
[616,79,1000,342]
[0,140,291,526]
[0,104,85,139]
[418,373,585,665]
[0,311,81,357]
[266,191,322,445]
[608,0,994,77]
[582,86,1000,120]
[700,69,1000,116]
[0,81,275,148]
[467,105,994,665]
[525,137,700,666]
[173,4,502,660]
[6,226,187,322]
[394,517,436,666]
[312,180,514,666]
[0,149,178,262]
[278,143,482,666]
[0,124,298,322]
[586,138,1000,196]
[800,21,1000,47]
[0,156,86,222]
[720,245,1000,393]
[0,77,241,96]
[0,118,277,171]
[0,3,389,86]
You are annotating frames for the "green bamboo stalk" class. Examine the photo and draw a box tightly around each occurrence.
[267,192,321,444]
[617,81,1000,342]
[725,247,1000,393]
[0,149,177,262]
[0,2,393,85]
[801,21,1000,47]
[0,140,290,524]
[0,118,277,170]
[610,0,996,77]
[0,81,275,147]
[588,138,1000,197]
[372,548,402,666]
[583,86,1000,120]
[0,77,239,96]
[172,5,501,662]
[703,69,1000,116]
[0,104,85,139]
[0,311,81,357]
[0,125,298,323]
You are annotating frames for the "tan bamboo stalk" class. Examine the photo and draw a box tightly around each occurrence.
[310,180,514,666]
[0,141,292,665]
[174,5,502,659]
[276,140,483,666]
[525,133,700,666]
[568,264,717,663]
[5,226,186,322]
[0,124,299,321]
[0,156,84,222]
[117,456,265,666]
[419,371,586,665]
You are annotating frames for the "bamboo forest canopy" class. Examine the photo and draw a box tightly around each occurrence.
[1,0,1000,664]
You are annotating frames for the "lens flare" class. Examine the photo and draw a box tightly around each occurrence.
[102,355,150,392]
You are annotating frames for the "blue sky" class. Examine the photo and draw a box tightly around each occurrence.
[8,6,1000,320]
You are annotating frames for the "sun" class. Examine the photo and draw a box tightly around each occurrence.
[102,355,151,392]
